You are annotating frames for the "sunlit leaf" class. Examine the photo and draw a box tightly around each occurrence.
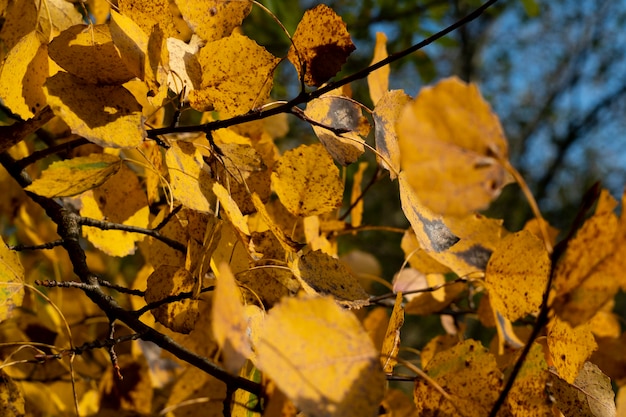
[272,144,344,217]
[145,265,199,334]
[255,296,385,417]
[176,0,251,42]
[25,153,121,197]
[381,292,404,374]
[166,35,203,98]
[551,362,616,417]
[485,230,550,321]
[166,140,215,213]
[287,4,355,86]
[547,317,598,384]
[0,238,24,322]
[397,77,512,217]
[290,250,369,308]
[213,182,250,236]
[44,72,145,148]
[373,90,411,179]
[367,32,389,105]
[404,281,466,315]
[414,339,502,416]
[189,33,279,116]
[350,162,368,227]
[109,10,148,80]
[0,31,48,119]
[48,24,137,85]
[118,0,180,39]
[304,95,368,166]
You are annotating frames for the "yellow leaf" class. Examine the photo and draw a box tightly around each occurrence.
[350,162,368,227]
[373,90,411,179]
[109,10,148,80]
[146,206,187,269]
[144,265,199,334]
[213,182,250,236]
[48,24,137,84]
[255,296,385,417]
[304,96,368,166]
[404,281,466,315]
[551,362,616,417]
[272,144,344,217]
[381,389,419,417]
[164,366,226,417]
[25,153,121,197]
[166,36,203,98]
[176,0,251,42]
[0,370,25,417]
[118,0,179,39]
[397,77,512,217]
[189,33,279,116]
[414,339,502,417]
[485,230,550,321]
[212,263,252,373]
[251,193,302,254]
[236,268,295,308]
[381,292,404,374]
[547,317,598,384]
[0,239,24,323]
[287,4,355,86]
[44,72,145,148]
[0,31,48,119]
[502,343,551,416]
[401,230,452,274]
[87,0,111,25]
[166,140,215,213]
[290,250,369,308]
[367,32,389,105]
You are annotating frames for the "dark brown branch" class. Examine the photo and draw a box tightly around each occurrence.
[11,240,65,251]
[0,106,55,154]
[16,137,91,169]
[133,286,215,317]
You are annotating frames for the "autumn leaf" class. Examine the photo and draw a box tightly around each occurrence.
[287,4,356,86]
[397,77,512,217]
[381,292,404,374]
[485,230,550,322]
[373,90,411,179]
[213,182,250,236]
[0,239,24,323]
[272,144,344,217]
[367,32,390,105]
[144,265,199,334]
[44,72,145,148]
[0,31,48,119]
[176,0,252,42]
[0,370,25,417]
[255,296,386,417]
[414,339,502,416]
[109,10,149,80]
[25,153,121,198]
[547,317,598,384]
[290,249,369,308]
[189,33,279,116]
[304,95,369,166]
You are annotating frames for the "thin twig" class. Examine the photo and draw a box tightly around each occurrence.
[10,240,65,251]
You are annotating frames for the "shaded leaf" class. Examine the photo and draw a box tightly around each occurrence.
[44,72,145,148]
[0,239,24,323]
[304,96,368,166]
[381,292,404,374]
[373,90,411,179]
[485,230,550,321]
[213,182,250,236]
[251,193,303,254]
[109,10,148,80]
[25,153,121,198]
[0,370,25,417]
[189,33,279,116]
[166,140,215,213]
[287,4,355,86]
[551,362,616,417]
[255,296,385,417]
[397,77,511,217]
[272,144,344,217]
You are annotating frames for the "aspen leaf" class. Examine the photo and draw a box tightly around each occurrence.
[304,96,368,166]
[414,339,502,416]
[0,239,24,322]
[212,263,252,373]
[166,140,215,213]
[189,33,279,116]
[287,4,356,86]
[401,230,452,274]
[164,367,226,417]
[381,292,404,374]
[397,77,511,217]
[25,153,121,197]
[547,317,598,384]
[290,250,369,308]
[118,0,179,39]
[48,24,137,85]
[367,32,389,105]
[272,144,344,217]
[404,281,466,315]
[350,162,368,227]
[44,72,145,148]
[36,0,84,40]
[382,389,419,417]
[237,268,295,308]
[255,296,385,417]
[0,31,48,119]
[251,193,303,253]
[503,343,552,416]
[146,207,187,269]
[213,182,250,236]
[109,10,148,80]
[373,90,411,179]
[0,370,25,417]
[485,230,550,322]
[176,0,251,42]
[551,362,616,417]
[420,334,460,369]
[166,36,203,98]
[145,265,199,334]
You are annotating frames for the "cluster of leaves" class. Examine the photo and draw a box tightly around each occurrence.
[0,1,624,416]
